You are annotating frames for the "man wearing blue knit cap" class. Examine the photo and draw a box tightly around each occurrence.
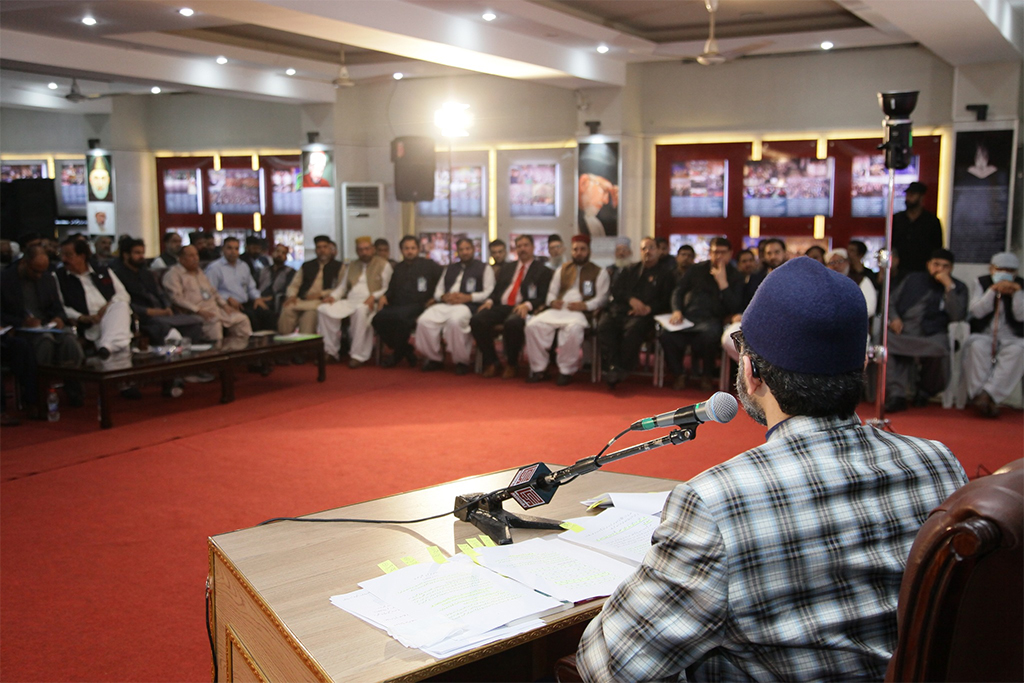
[578,257,967,683]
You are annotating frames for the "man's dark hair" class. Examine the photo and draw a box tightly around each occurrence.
[710,236,732,251]
[162,232,179,244]
[760,237,786,252]
[189,231,204,243]
[245,237,264,249]
[548,234,563,245]
[61,235,92,257]
[313,234,332,244]
[456,237,474,250]
[374,238,389,249]
[18,231,43,246]
[515,234,534,247]
[399,235,418,248]
[677,244,695,256]
[222,236,240,248]
[489,239,506,249]
[655,236,669,249]
[847,240,868,259]
[736,329,863,419]
[930,248,955,264]
[738,248,755,260]
[119,236,144,257]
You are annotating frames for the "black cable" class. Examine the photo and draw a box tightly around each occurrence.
[256,487,498,526]
[206,576,218,683]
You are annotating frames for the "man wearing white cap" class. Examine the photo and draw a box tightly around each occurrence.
[825,248,877,317]
[317,236,392,368]
[965,251,1024,417]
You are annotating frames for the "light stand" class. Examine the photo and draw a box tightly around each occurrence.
[434,102,472,264]
[867,91,918,430]
[455,426,700,544]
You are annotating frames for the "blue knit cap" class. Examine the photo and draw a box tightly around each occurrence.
[741,257,867,375]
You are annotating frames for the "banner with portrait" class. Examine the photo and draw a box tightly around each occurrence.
[301,149,334,189]
[949,128,1014,263]
[86,152,115,235]
[577,141,619,237]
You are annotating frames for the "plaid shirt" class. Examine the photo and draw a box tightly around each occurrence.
[577,415,967,682]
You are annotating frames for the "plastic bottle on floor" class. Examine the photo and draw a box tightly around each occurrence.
[46,388,60,422]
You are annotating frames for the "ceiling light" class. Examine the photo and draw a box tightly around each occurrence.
[47,82,59,90]
[151,86,162,94]
[482,11,496,21]
[820,40,834,50]
[393,72,404,80]
[81,16,97,26]
[596,44,610,54]
[216,56,228,65]
[178,8,194,17]
[285,68,296,76]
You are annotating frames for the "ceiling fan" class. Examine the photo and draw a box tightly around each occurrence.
[684,0,773,66]
[331,47,355,88]
[64,78,113,103]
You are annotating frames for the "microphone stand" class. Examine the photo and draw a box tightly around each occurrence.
[455,425,700,545]
[867,164,896,431]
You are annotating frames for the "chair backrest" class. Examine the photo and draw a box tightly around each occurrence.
[886,459,1024,682]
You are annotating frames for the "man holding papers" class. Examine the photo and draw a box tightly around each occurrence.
[577,258,967,682]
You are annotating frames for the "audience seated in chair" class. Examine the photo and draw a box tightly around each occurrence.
[826,247,878,317]
[373,235,441,369]
[524,234,609,386]
[965,251,1023,418]
[150,231,183,269]
[162,245,252,342]
[885,248,968,413]
[414,238,494,375]
[277,235,341,335]
[471,234,552,379]
[56,236,133,358]
[257,243,296,316]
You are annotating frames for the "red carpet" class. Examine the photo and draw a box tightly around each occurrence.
[2,365,1021,682]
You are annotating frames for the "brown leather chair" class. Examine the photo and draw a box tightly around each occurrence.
[886,458,1024,682]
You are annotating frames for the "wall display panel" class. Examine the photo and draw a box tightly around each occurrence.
[742,235,831,261]
[655,142,751,244]
[269,164,301,215]
[418,231,484,266]
[509,164,557,217]
[669,160,728,218]
[668,233,726,263]
[272,228,304,268]
[1,161,48,181]
[507,232,556,261]
[207,167,263,215]
[743,157,834,218]
[850,155,920,217]
[163,168,202,214]
[950,128,1015,263]
[212,228,250,247]
[418,166,485,217]
[59,160,87,207]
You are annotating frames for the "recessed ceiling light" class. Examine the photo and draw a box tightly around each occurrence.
[151,86,162,94]
[393,72,404,80]
[285,68,296,76]
[820,40,834,50]
[216,56,228,65]
[596,44,610,54]
[482,11,496,21]
[179,8,194,17]
[47,82,59,90]
[81,16,97,26]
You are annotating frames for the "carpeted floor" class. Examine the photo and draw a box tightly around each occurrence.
[2,364,1021,682]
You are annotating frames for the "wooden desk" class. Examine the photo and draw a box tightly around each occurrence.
[209,466,679,682]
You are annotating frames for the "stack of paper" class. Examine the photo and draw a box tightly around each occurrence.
[581,491,671,516]
[559,507,661,564]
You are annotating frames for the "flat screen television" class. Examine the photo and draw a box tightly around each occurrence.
[418,166,484,217]
[270,166,301,215]
[509,164,557,217]
[669,160,728,218]
[668,233,725,262]
[207,168,263,214]
[743,157,834,217]
[850,154,920,217]
[418,231,484,266]
[163,168,202,214]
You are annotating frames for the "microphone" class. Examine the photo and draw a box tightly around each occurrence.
[630,392,738,431]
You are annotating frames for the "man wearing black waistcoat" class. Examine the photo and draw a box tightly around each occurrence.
[471,234,552,379]
[374,235,442,368]
[56,236,133,358]
[277,235,342,335]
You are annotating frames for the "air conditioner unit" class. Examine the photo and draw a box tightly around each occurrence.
[340,182,385,259]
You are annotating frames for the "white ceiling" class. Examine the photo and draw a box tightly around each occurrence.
[0,0,1021,113]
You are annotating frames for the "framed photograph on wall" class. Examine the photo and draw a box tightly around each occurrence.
[163,168,202,214]
[207,168,262,214]
[578,141,619,237]
[418,166,485,217]
[669,160,728,218]
[949,128,1015,262]
[509,163,557,217]
[743,157,833,218]
[850,154,920,217]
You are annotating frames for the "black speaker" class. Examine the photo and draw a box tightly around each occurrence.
[391,136,435,202]
[0,178,57,241]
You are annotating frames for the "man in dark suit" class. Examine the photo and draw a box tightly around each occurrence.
[471,234,552,379]
[374,235,442,368]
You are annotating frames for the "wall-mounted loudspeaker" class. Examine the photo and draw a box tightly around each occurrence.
[391,136,435,202]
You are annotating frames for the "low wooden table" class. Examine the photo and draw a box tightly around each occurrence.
[37,335,325,428]
[208,466,680,682]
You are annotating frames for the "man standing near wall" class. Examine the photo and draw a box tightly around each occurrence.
[892,182,943,275]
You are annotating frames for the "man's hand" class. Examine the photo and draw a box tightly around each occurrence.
[304,291,321,300]
[993,280,1021,296]
[321,295,336,305]
[146,307,170,317]
[424,298,436,308]
[49,318,65,330]
[253,297,269,310]
[729,314,742,324]
[378,295,389,308]
[77,314,95,326]
[283,296,298,307]
[95,304,109,320]
[23,316,42,328]
[567,302,587,312]
[669,311,683,326]
[628,297,651,317]
[934,271,954,291]
[478,299,494,311]
[513,303,530,319]
[550,299,564,310]
[711,262,729,289]
[199,309,217,321]
[226,297,242,311]
[889,317,904,334]
[363,295,375,309]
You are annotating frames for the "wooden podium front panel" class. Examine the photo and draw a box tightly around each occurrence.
[210,465,682,682]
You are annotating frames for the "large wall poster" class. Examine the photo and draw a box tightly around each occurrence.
[743,157,833,218]
[669,160,727,218]
[509,163,557,217]
[418,166,485,217]
[578,141,619,237]
[850,154,920,217]
[949,129,1014,263]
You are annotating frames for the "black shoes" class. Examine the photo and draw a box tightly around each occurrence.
[454,363,470,376]
[421,360,443,372]
[526,371,546,383]
[556,373,571,386]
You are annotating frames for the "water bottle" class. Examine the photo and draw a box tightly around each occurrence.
[46,388,60,422]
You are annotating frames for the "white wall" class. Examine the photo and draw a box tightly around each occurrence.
[0,108,109,153]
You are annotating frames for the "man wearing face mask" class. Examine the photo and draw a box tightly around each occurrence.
[892,181,943,275]
[965,251,1024,418]
[577,258,967,683]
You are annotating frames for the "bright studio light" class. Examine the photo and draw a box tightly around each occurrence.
[434,102,472,138]
[47,82,59,90]
[596,44,610,54]
[482,11,496,21]
[820,41,834,50]
[393,72,404,80]
[216,56,228,65]
[179,8,194,17]
[151,86,162,94]
[285,68,296,76]
[81,16,97,26]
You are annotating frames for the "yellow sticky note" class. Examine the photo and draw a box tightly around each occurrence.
[457,543,479,557]
[427,546,448,563]
[467,537,483,549]
[400,556,419,566]
[560,522,584,532]
[587,497,609,510]
[480,534,497,547]
[378,560,400,574]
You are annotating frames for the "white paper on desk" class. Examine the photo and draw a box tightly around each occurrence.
[581,491,671,517]
[655,313,694,332]
[559,508,660,565]
[331,589,460,649]
[474,536,635,604]
[359,555,565,646]
[422,618,544,659]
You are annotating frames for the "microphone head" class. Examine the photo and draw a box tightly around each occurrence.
[703,392,739,424]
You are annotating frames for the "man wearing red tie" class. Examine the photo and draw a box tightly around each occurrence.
[471,234,553,379]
